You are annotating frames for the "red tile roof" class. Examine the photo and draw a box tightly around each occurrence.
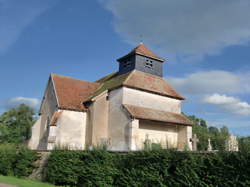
[51,74,100,111]
[85,70,184,101]
[117,43,165,62]
[124,70,184,100]
[123,104,193,126]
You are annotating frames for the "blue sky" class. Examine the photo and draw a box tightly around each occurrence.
[0,0,250,136]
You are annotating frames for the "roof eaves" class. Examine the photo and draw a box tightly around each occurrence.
[57,106,87,112]
[117,51,165,62]
[138,117,193,126]
[135,52,165,62]
[123,104,193,126]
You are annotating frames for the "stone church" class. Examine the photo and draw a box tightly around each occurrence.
[28,44,193,151]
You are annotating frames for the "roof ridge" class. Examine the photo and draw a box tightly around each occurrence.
[51,73,99,85]
[123,70,136,85]
[117,43,165,62]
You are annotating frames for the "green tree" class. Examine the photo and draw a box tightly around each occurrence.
[238,136,250,153]
[188,115,210,151]
[209,126,230,151]
[0,104,35,144]
[200,119,207,128]
[188,115,231,151]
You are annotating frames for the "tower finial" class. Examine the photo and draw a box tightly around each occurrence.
[139,34,143,45]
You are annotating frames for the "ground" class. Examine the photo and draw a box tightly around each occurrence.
[0,176,55,187]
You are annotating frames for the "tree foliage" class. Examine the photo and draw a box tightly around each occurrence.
[0,144,38,177]
[0,104,35,144]
[188,115,230,151]
[238,136,250,153]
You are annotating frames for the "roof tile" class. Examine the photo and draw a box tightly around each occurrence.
[52,74,100,111]
[124,70,184,100]
[123,104,193,126]
[117,43,165,62]
[85,70,184,102]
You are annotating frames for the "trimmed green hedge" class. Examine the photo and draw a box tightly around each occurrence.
[0,144,38,177]
[46,150,250,187]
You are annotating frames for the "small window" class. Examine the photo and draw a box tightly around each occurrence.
[123,59,132,68]
[145,59,153,69]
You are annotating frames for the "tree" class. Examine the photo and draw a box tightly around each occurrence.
[188,115,210,151]
[200,119,207,128]
[192,123,210,151]
[238,136,250,153]
[188,114,231,151]
[0,104,35,144]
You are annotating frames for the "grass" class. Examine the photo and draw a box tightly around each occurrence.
[0,175,55,187]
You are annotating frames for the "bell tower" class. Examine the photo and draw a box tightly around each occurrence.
[117,43,165,77]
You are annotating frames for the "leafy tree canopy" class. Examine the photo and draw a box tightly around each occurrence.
[0,104,35,144]
[187,115,230,151]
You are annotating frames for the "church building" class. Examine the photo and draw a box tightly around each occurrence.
[28,44,193,151]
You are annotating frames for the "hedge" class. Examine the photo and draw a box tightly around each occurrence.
[45,150,250,187]
[0,144,38,177]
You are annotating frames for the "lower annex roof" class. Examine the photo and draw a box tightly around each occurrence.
[123,104,193,126]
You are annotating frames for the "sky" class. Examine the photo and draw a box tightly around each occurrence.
[0,0,250,136]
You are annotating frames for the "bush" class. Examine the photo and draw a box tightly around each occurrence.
[0,144,16,176]
[0,144,38,177]
[46,150,119,186]
[45,150,250,187]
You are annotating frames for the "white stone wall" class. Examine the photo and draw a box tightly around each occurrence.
[177,126,192,150]
[47,126,57,150]
[108,88,131,151]
[33,78,58,150]
[187,126,192,150]
[123,87,181,113]
[129,119,139,151]
[88,92,109,147]
[55,110,87,150]
[28,116,42,150]
[107,87,191,151]
[137,120,178,149]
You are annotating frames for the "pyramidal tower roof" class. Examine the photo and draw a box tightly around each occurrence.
[117,43,165,62]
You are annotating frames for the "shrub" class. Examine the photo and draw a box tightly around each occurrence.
[46,150,119,186]
[0,144,16,176]
[45,150,250,187]
[0,144,38,177]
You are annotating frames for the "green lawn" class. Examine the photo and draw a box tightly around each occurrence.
[0,175,55,187]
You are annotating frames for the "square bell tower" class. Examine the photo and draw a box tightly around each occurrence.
[117,43,165,77]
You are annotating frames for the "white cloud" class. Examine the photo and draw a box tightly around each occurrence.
[202,94,250,116]
[2,97,40,112]
[167,70,250,95]
[0,0,58,54]
[102,0,250,60]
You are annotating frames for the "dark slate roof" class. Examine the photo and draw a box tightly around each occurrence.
[123,104,193,126]
[51,74,100,111]
[84,70,184,102]
[117,43,165,62]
